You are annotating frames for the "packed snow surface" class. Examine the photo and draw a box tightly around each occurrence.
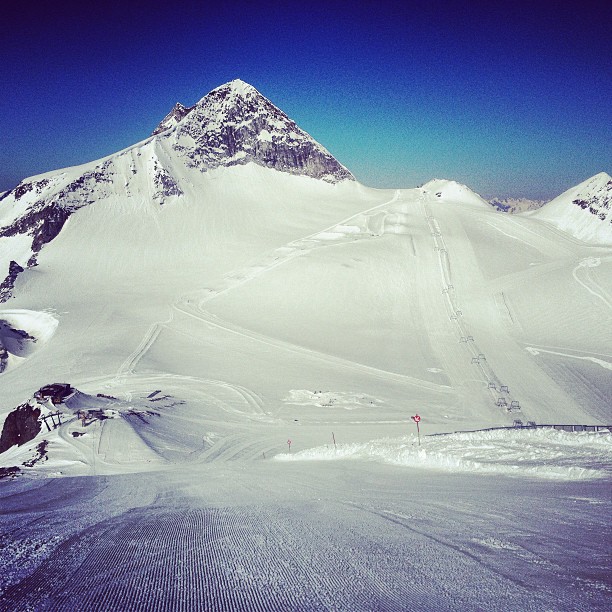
[277,428,612,480]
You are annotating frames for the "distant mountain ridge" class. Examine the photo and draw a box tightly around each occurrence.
[488,197,547,214]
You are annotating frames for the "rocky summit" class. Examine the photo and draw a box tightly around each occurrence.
[154,79,354,183]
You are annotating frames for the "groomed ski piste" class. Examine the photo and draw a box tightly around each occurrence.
[1,93,611,608]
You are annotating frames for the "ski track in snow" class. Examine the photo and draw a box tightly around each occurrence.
[572,256,612,312]
[113,188,459,399]
[116,307,175,377]
[525,346,612,371]
[420,196,526,418]
[116,191,400,381]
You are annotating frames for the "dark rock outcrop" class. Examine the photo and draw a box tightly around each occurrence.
[152,102,195,135]
[571,178,612,221]
[0,403,42,453]
[0,342,8,374]
[0,161,118,300]
[157,79,354,183]
[0,260,24,302]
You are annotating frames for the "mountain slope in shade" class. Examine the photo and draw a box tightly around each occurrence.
[531,172,612,244]
[0,80,355,300]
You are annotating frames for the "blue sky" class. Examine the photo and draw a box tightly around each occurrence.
[1,0,610,199]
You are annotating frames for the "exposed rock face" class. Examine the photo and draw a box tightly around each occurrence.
[0,260,24,302]
[0,403,42,453]
[0,161,118,301]
[488,198,547,213]
[569,176,612,221]
[151,159,183,205]
[34,383,74,404]
[0,318,35,373]
[156,79,354,183]
[0,342,8,373]
[152,102,194,135]
[532,172,612,244]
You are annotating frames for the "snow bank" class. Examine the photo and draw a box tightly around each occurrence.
[276,428,612,480]
[0,309,59,373]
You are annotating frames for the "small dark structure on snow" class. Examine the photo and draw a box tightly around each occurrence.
[34,383,74,405]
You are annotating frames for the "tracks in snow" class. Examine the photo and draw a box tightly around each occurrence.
[572,256,612,312]
[2,498,577,611]
[421,197,527,419]
[117,191,401,380]
[116,308,174,377]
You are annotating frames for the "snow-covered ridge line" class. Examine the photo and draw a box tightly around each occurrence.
[0,79,357,299]
[532,171,612,244]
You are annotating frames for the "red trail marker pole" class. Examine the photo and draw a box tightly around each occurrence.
[411,414,421,446]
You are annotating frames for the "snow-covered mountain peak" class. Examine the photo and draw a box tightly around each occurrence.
[532,171,612,244]
[156,79,354,183]
[591,171,611,183]
[206,78,259,99]
[422,179,489,208]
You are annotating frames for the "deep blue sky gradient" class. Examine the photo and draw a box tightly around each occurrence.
[1,0,610,198]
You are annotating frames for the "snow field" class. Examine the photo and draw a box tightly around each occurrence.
[1,162,611,610]
[3,463,609,611]
[276,428,612,480]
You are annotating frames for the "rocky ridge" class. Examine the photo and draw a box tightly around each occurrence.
[532,172,612,243]
[0,79,353,301]
[152,102,195,135]
[488,197,547,214]
[154,79,354,183]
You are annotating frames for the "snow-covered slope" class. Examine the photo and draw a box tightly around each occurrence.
[0,81,610,609]
[531,172,612,244]
[0,80,354,299]
[422,178,490,208]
